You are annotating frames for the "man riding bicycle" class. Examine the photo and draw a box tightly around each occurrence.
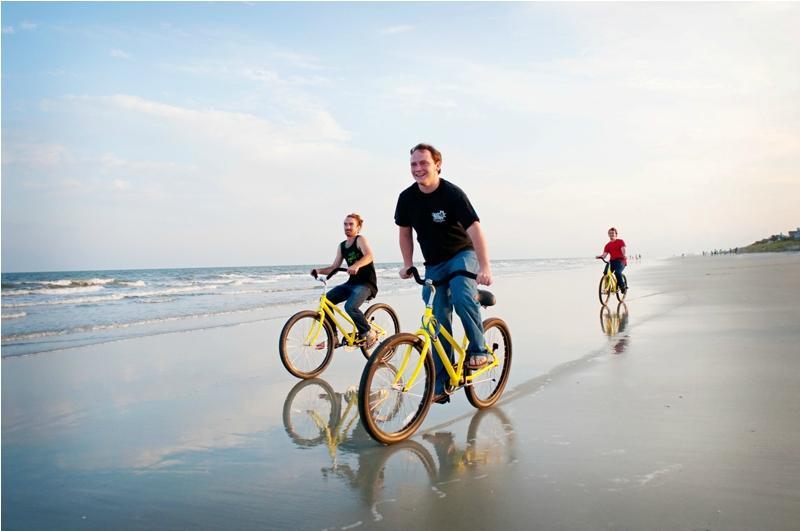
[395,143,493,404]
[596,227,628,294]
[311,213,379,349]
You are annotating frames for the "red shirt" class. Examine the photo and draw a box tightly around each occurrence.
[604,239,627,263]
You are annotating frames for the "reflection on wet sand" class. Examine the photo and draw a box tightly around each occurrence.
[600,302,629,336]
[282,378,371,465]
[281,378,517,516]
[351,408,517,514]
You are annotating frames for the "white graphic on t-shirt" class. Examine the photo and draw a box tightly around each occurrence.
[432,210,446,223]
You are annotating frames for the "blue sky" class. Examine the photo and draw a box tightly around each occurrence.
[2,2,798,272]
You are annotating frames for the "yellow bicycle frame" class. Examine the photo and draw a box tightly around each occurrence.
[304,293,390,348]
[308,392,360,464]
[602,264,618,293]
[393,306,499,393]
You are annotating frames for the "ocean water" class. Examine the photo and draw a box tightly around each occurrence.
[1,258,595,357]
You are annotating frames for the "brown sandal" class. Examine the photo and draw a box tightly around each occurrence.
[467,354,490,369]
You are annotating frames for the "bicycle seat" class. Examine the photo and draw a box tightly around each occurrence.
[476,290,495,307]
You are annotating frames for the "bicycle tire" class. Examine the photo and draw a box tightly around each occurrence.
[599,305,612,335]
[360,303,401,359]
[615,274,627,302]
[465,407,516,467]
[465,317,512,409]
[358,333,435,445]
[279,310,335,379]
[282,378,339,447]
[598,275,612,306]
[356,440,438,507]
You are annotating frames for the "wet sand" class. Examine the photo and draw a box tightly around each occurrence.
[3,253,799,530]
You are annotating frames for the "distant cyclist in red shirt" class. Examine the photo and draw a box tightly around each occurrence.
[596,227,627,294]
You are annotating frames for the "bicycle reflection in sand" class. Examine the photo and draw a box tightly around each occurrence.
[282,378,517,511]
[600,302,629,353]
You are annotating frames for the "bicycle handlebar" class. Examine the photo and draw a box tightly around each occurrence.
[405,266,477,287]
[597,257,610,265]
[311,267,348,280]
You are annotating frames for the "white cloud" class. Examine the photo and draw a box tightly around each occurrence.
[105,94,351,144]
[113,179,132,191]
[2,142,73,171]
[380,25,414,35]
[270,50,323,70]
[3,22,37,34]
[110,48,132,60]
[384,84,460,111]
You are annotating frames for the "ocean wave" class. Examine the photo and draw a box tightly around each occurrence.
[1,301,306,344]
[118,280,146,287]
[2,278,148,294]
[2,311,27,320]
[2,285,221,308]
[3,285,107,296]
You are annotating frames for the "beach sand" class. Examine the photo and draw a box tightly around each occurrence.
[3,253,799,530]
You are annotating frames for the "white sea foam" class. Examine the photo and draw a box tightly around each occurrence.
[1,303,300,343]
[118,280,146,287]
[4,285,107,296]
[2,311,27,319]
[2,285,221,308]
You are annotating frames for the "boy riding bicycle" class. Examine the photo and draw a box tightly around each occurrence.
[312,213,379,349]
[596,227,628,294]
[395,143,493,404]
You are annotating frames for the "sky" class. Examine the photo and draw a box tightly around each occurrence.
[2,2,798,272]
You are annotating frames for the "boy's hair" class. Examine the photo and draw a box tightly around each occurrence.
[410,143,442,174]
[347,213,364,227]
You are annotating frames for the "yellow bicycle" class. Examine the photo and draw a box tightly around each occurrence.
[598,258,627,305]
[357,267,512,445]
[279,268,400,379]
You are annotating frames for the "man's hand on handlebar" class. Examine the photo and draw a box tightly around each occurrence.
[476,268,492,286]
[399,266,413,279]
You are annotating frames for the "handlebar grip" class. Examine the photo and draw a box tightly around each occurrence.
[405,267,478,286]
[311,269,318,279]
[406,267,424,285]
[326,267,348,280]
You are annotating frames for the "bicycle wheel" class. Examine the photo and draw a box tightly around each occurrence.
[356,440,437,507]
[615,274,628,302]
[279,310,335,379]
[361,303,401,359]
[465,317,512,409]
[599,305,613,335]
[465,407,516,468]
[282,378,339,447]
[358,333,435,445]
[616,302,629,333]
[598,275,612,305]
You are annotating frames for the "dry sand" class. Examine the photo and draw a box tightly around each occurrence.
[3,253,799,530]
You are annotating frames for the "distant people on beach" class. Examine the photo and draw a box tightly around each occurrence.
[596,227,628,294]
[310,213,378,348]
[395,142,492,404]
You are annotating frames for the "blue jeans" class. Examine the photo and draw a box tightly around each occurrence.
[609,259,626,290]
[423,250,486,394]
[326,283,371,336]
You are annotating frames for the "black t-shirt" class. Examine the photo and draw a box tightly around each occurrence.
[394,179,479,266]
[340,236,378,297]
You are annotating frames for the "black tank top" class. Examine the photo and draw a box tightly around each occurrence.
[340,236,378,297]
